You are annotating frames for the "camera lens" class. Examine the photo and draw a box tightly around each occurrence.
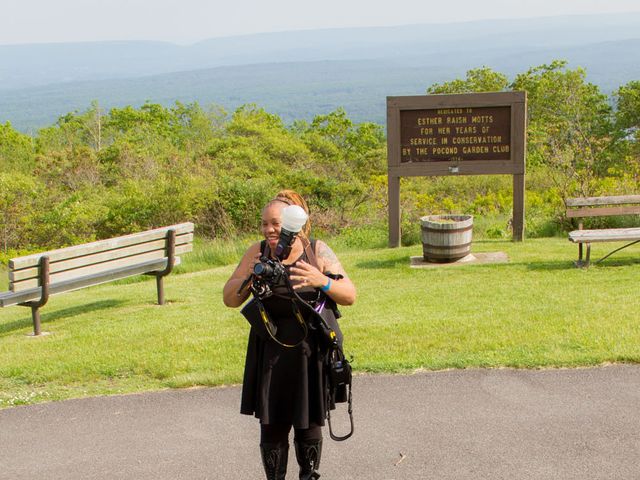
[254,262,272,277]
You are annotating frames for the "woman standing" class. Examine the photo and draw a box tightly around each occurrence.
[223,190,356,479]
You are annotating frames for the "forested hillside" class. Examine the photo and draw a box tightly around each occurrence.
[1,61,639,260]
[1,13,639,131]
[3,13,639,90]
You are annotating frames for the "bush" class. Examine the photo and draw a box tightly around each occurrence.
[3,82,639,255]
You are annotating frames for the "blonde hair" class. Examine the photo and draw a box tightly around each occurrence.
[269,189,311,239]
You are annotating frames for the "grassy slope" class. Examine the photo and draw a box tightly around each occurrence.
[1,238,639,407]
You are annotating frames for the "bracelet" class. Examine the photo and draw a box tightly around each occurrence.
[320,278,332,292]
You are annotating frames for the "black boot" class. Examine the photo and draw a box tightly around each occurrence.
[294,439,322,480]
[260,442,288,480]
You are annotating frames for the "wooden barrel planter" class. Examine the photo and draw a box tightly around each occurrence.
[421,214,473,263]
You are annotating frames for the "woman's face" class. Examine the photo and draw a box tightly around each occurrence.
[261,202,285,251]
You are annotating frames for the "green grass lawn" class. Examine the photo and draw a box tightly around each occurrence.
[1,237,639,408]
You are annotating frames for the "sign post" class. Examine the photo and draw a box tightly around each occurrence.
[387,91,527,246]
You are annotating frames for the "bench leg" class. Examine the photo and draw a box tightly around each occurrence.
[31,306,42,336]
[156,276,165,305]
[152,229,174,305]
[575,242,591,268]
[23,255,50,336]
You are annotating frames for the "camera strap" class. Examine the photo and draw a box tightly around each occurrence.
[252,296,309,349]
[302,237,320,270]
[291,286,354,442]
[244,241,309,348]
[327,361,354,442]
[259,238,354,438]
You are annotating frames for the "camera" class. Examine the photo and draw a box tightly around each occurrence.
[253,256,287,284]
[251,256,288,299]
[329,349,351,404]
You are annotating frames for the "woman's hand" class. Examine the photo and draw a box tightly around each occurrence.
[290,242,356,305]
[289,260,328,290]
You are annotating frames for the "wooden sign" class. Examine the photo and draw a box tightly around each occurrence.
[387,91,527,244]
[399,106,512,162]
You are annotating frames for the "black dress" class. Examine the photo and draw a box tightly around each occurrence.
[240,243,343,429]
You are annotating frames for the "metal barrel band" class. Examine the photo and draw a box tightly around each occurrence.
[423,241,473,250]
[421,225,473,234]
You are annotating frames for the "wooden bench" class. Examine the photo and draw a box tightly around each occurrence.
[0,223,194,335]
[566,195,640,267]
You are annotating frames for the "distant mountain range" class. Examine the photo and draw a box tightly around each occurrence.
[1,13,639,132]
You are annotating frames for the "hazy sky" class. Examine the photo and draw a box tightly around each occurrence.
[2,0,640,45]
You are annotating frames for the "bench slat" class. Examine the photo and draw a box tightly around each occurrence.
[9,222,194,270]
[566,206,640,218]
[10,233,193,282]
[0,257,181,308]
[568,227,640,243]
[10,244,192,292]
[566,195,640,207]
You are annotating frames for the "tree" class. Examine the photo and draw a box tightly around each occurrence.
[0,122,35,173]
[107,102,173,137]
[511,60,615,198]
[615,80,640,130]
[427,66,510,94]
[35,146,102,192]
[169,101,226,152]
[83,100,105,152]
[0,173,39,253]
[615,81,640,183]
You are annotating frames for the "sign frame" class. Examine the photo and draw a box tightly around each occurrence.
[387,91,527,245]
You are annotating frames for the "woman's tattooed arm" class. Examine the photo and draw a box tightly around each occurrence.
[317,241,348,277]
[314,240,355,304]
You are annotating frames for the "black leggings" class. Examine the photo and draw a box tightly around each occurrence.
[260,423,322,445]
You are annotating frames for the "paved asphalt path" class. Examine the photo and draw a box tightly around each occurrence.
[1,365,639,479]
